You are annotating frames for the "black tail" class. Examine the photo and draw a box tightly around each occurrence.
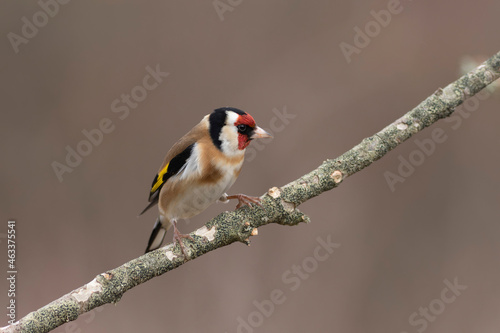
[138,200,157,216]
[138,190,160,216]
[145,218,167,253]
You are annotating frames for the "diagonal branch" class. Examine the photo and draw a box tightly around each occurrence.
[2,51,499,333]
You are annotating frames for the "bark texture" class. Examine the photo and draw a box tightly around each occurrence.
[2,51,499,333]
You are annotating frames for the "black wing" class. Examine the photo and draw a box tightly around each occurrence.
[138,143,195,215]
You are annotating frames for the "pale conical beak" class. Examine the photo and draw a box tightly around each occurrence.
[251,126,273,139]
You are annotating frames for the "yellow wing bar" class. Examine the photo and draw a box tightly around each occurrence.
[151,162,169,193]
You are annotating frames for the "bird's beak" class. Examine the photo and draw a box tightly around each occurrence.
[251,126,273,139]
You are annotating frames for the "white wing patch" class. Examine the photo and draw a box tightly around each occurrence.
[178,143,201,180]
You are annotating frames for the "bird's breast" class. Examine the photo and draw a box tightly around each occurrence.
[159,153,243,221]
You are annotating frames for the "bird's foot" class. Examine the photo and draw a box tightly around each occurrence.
[172,226,194,259]
[226,194,263,209]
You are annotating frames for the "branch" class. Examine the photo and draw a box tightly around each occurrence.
[3,51,499,333]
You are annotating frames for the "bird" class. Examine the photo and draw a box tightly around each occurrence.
[139,107,272,256]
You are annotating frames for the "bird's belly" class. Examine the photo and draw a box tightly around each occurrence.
[167,173,236,220]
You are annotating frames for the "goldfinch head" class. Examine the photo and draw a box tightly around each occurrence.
[209,107,272,156]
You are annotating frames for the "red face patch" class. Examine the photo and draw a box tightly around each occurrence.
[238,135,251,150]
[235,114,256,150]
[234,114,256,127]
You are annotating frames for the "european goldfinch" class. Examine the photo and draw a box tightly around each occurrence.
[140,107,272,255]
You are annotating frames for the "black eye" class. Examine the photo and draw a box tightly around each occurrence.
[237,124,248,133]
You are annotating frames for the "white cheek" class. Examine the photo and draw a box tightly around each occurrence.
[220,127,243,156]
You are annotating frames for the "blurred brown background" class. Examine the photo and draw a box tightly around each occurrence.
[1,1,500,332]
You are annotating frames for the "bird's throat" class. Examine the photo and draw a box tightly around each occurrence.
[238,134,251,150]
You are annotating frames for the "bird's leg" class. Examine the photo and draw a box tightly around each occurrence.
[218,193,229,203]
[171,220,193,258]
[225,194,263,209]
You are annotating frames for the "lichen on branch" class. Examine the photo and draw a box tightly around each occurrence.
[2,50,499,333]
